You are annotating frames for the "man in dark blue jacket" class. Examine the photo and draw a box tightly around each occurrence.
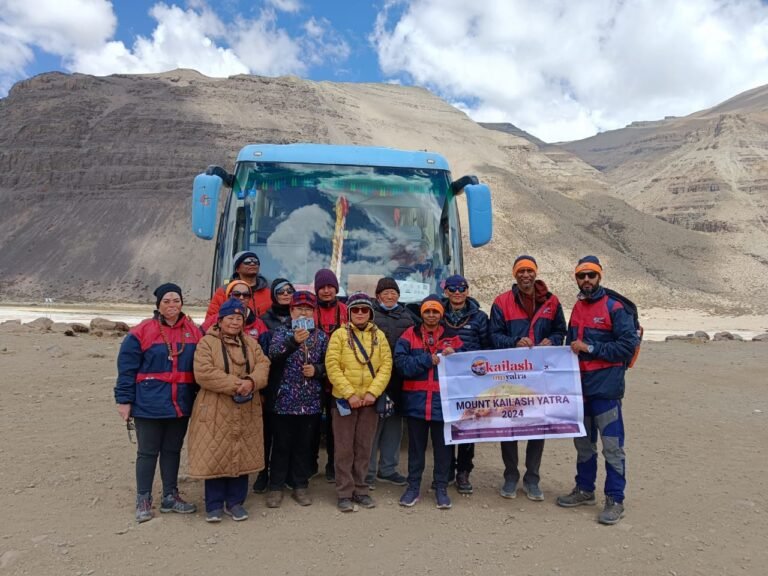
[557,255,639,526]
[441,274,489,495]
[489,255,566,502]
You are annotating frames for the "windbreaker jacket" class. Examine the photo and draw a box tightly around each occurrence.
[115,313,203,419]
[567,286,639,400]
[205,274,271,320]
[441,296,490,352]
[325,323,392,401]
[490,282,566,349]
[188,326,270,479]
[394,325,463,421]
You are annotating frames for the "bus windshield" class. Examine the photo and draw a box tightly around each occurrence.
[217,162,463,302]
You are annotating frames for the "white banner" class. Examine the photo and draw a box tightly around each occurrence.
[437,347,585,445]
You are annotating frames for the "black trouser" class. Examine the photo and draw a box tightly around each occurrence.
[406,417,452,489]
[451,443,475,476]
[205,475,249,513]
[133,416,189,496]
[260,404,274,477]
[269,414,321,491]
[312,393,335,472]
[500,439,545,485]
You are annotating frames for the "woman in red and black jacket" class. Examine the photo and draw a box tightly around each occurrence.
[115,283,202,523]
[394,295,462,511]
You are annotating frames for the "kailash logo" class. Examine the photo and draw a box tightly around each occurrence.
[470,356,534,376]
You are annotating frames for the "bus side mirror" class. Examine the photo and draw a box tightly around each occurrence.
[464,183,493,247]
[192,173,222,240]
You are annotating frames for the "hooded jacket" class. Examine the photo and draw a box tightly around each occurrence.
[489,280,566,348]
[567,286,639,400]
[115,312,202,419]
[188,325,270,478]
[440,296,490,352]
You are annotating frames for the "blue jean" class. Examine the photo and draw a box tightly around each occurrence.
[573,398,626,502]
[367,414,403,479]
[204,475,249,513]
[406,417,452,490]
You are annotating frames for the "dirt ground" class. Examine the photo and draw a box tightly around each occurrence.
[0,330,766,576]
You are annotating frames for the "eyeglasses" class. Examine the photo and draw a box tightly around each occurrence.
[576,271,599,280]
[350,306,370,314]
[231,290,251,298]
[446,286,468,293]
[126,418,136,444]
[241,258,259,265]
[276,287,295,296]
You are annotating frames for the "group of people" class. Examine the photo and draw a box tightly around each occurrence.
[115,251,639,526]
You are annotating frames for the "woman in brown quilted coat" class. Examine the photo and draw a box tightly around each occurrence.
[190,298,270,522]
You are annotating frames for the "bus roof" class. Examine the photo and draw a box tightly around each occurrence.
[236,144,450,171]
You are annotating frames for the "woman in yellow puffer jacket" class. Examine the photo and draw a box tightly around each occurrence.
[325,292,392,512]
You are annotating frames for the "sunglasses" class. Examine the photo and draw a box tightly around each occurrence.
[276,287,295,296]
[446,286,468,293]
[241,258,259,265]
[576,271,599,280]
[231,290,251,298]
[349,306,370,314]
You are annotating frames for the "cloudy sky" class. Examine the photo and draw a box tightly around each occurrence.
[2,0,768,142]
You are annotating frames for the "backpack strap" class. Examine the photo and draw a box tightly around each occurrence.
[350,330,376,379]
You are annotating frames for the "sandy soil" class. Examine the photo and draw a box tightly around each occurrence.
[0,329,766,576]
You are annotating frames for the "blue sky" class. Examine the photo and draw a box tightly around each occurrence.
[2,0,768,142]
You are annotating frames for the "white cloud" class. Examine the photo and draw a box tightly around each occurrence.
[266,0,302,13]
[373,0,768,142]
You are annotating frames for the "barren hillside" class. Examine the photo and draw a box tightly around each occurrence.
[1,71,766,312]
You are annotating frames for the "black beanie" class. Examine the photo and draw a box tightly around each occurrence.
[154,283,183,308]
[375,277,400,295]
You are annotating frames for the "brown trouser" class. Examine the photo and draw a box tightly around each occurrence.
[332,404,378,499]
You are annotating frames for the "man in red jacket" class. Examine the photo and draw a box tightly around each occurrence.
[205,251,271,320]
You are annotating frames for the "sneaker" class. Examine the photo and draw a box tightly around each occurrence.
[399,486,420,507]
[337,498,357,513]
[435,487,452,510]
[205,509,223,523]
[159,490,197,514]
[365,476,376,490]
[523,482,544,501]
[292,488,312,507]
[353,494,376,509]
[252,471,268,494]
[556,486,597,508]
[135,493,153,523]
[429,479,454,491]
[377,472,408,486]
[224,504,249,521]
[325,464,335,483]
[265,490,283,509]
[455,471,473,495]
[499,480,517,499]
[598,497,625,525]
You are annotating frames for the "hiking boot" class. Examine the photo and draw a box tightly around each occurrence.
[325,464,335,483]
[353,494,376,509]
[159,490,197,514]
[598,497,625,525]
[435,487,452,510]
[399,486,420,507]
[252,470,268,494]
[499,480,517,499]
[455,471,473,495]
[523,482,544,501]
[135,493,153,523]
[224,504,249,521]
[377,471,408,486]
[556,486,597,508]
[265,490,283,509]
[337,498,357,513]
[205,509,223,523]
[292,488,312,506]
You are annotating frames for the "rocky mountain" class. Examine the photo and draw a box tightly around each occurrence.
[560,85,768,272]
[1,70,766,313]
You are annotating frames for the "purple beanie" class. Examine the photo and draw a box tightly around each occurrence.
[314,269,339,292]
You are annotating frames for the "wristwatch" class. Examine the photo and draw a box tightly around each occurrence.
[587,344,594,354]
